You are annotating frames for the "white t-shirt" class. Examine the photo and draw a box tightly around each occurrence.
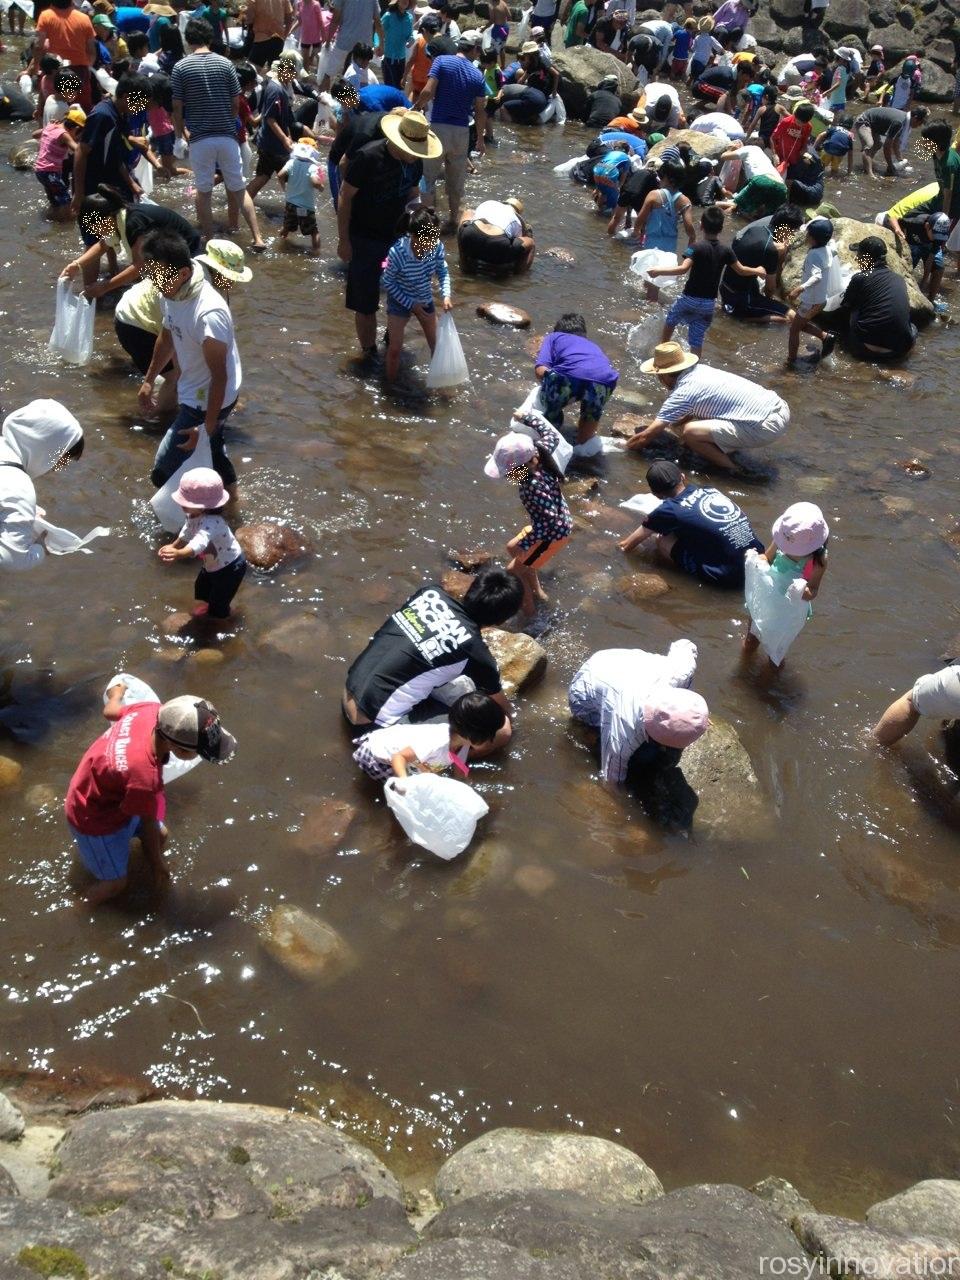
[343,62,379,87]
[161,280,241,410]
[179,513,242,570]
[736,144,779,181]
[690,32,721,64]
[43,96,69,125]
[642,81,682,129]
[691,110,745,141]
[472,199,521,237]
[359,722,466,772]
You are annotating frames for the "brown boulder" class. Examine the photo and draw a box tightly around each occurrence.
[449,548,494,572]
[260,611,329,659]
[291,798,358,855]
[616,572,671,603]
[236,522,311,570]
[477,302,531,328]
[0,757,23,791]
[441,569,476,601]
[482,628,547,698]
[259,905,357,982]
[649,128,732,164]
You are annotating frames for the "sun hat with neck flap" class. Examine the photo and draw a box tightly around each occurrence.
[640,342,699,376]
[195,239,253,283]
[380,110,443,160]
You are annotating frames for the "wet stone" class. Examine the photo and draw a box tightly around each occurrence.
[477,302,531,328]
[23,783,57,810]
[0,1091,25,1142]
[895,458,931,478]
[0,758,23,792]
[160,610,194,636]
[260,611,329,659]
[449,548,494,572]
[513,864,557,897]
[291,797,357,855]
[610,413,646,439]
[881,495,915,517]
[563,476,600,501]
[259,905,357,982]
[236,522,311,571]
[616,572,671,603]
[482,628,547,698]
[187,648,225,666]
[440,569,476,602]
[541,247,576,264]
[750,1175,816,1222]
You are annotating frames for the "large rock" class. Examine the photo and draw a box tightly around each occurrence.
[867,24,920,59]
[259,610,328,659]
[749,11,783,48]
[427,1183,809,1280]
[751,1176,817,1222]
[235,522,311,570]
[793,1212,960,1280]
[258,905,357,982]
[779,218,935,325]
[869,0,898,24]
[0,1092,25,1142]
[868,1180,960,1245]
[289,797,357,855]
[0,757,22,791]
[616,571,672,603]
[0,1163,18,1196]
[384,1237,591,1280]
[823,0,870,37]
[553,45,638,115]
[482,628,547,698]
[39,1100,416,1279]
[435,1129,663,1209]
[649,127,731,164]
[910,58,954,101]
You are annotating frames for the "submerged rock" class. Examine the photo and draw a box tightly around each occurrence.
[236,522,311,570]
[449,548,494,572]
[750,1175,816,1222]
[435,1128,663,1208]
[482,628,547,698]
[260,611,329,659]
[793,1212,960,1280]
[290,798,357,855]
[868,1180,960,1246]
[0,1092,24,1142]
[616,571,671,603]
[513,864,556,897]
[0,757,22,791]
[448,838,513,898]
[259,905,357,982]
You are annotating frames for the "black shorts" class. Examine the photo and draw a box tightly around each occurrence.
[115,319,172,376]
[195,554,246,618]
[255,148,287,179]
[345,234,392,315]
[719,277,789,320]
[458,220,523,267]
[283,201,318,235]
[250,35,284,66]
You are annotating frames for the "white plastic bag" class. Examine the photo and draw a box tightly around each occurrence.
[553,154,585,176]
[619,493,662,516]
[537,97,557,124]
[34,516,109,554]
[149,429,214,532]
[515,4,531,47]
[744,549,809,667]
[283,31,299,50]
[135,153,154,199]
[511,405,573,475]
[426,313,470,388]
[94,66,118,95]
[384,774,489,860]
[629,248,683,293]
[553,94,567,125]
[18,72,33,96]
[48,277,95,366]
[822,242,849,313]
[104,673,202,783]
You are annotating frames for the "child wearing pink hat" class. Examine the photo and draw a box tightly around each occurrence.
[484,409,573,618]
[158,467,246,621]
[743,501,829,661]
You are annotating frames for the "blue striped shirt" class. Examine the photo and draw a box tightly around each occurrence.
[382,237,451,311]
[657,363,785,426]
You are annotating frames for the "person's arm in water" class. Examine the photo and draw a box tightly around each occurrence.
[158,533,196,562]
[139,327,176,413]
[618,523,656,552]
[389,747,421,778]
[336,180,357,260]
[625,415,675,450]
[606,204,628,235]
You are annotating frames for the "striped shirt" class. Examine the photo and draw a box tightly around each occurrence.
[170,51,240,141]
[657,364,785,426]
[382,237,451,311]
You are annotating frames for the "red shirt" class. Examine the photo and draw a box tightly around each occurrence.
[772,115,811,167]
[65,703,165,834]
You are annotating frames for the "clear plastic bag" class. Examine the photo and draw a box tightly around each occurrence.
[619,492,662,516]
[743,549,809,667]
[48,277,95,366]
[384,774,489,860]
[553,94,567,125]
[426,313,470,388]
[149,429,214,532]
[33,516,109,555]
[629,248,683,293]
[553,154,586,176]
[135,153,154,199]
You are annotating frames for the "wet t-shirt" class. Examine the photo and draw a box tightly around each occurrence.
[346,585,502,725]
[643,484,763,584]
[65,702,164,834]
[683,239,735,299]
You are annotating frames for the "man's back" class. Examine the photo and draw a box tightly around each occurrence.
[429,54,484,127]
[38,6,95,65]
[171,50,239,139]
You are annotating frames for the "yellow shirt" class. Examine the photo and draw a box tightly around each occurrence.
[114,277,163,334]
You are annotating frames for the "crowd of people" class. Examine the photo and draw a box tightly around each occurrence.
[1,0,958,903]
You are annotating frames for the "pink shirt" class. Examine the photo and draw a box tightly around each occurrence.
[36,121,69,173]
[147,103,174,137]
[298,0,328,44]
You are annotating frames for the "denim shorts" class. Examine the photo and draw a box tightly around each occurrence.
[665,293,716,349]
[150,400,238,490]
[70,816,141,880]
[386,296,434,319]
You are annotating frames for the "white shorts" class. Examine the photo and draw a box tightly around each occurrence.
[911,666,960,719]
[698,397,791,452]
[188,135,245,193]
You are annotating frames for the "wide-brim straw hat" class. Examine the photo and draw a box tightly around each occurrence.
[381,109,443,159]
[640,341,699,376]
[520,39,540,54]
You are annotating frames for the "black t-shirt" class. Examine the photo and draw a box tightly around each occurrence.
[644,484,763,585]
[344,138,424,243]
[80,100,130,195]
[329,111,384,167]
[857,107,907,139]
[725,215,779,292]
[843,265,914,352]
[584,88,621,128]
[617,167,658,210]
[346,585,502,725]
[902,213,937,248]
[124,203,200,254]
[684,238,736,299]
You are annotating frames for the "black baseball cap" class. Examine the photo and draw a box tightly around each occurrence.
[646,460,683,496]
[851,234,887,263]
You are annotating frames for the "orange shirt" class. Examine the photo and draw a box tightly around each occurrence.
[409,34,431,95]
[38,6,96,66]
[606,115,642,134]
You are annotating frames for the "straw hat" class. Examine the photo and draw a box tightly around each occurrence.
[629,107,649,125]
[143,2,176,14]
[640,341,699,376]
[194,239,253,283]
[381,109,442,159]
[505,196,524,214]
[520,39,540,54]
[698,15,714,31]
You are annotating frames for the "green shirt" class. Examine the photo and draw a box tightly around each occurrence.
[564,1,588,46]
[935,147,960,220]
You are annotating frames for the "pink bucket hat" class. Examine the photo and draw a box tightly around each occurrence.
[772,502,829,558]
[643,688,709,749]
[484,431,537,479]
[172,466,229,511]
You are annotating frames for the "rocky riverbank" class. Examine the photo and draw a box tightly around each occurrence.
[2,1086,960,1278]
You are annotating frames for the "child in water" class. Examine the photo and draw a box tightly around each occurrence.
[352,692,507,780]
[484,409,573,617]
[382,206,452,383]
[158,468,247,621]
[743,501,829,663]
[787,216,838,364]
[278,134,325,254]
[33,107,85,221]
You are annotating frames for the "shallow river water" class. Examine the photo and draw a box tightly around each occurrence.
[2,59,960,1212]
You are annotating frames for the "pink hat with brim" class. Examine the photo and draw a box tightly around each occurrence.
[484,431,537,479]
[643,688,709,749]
[172,466,229,511]
[772,501,829,558]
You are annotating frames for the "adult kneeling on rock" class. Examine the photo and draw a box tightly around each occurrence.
[342,569,523,755]
[457,197,535,274]
[841,235,916,361]
[568,639,708,784]
[627,342,789,475]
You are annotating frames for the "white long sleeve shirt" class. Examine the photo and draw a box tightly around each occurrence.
[567,640,698,783]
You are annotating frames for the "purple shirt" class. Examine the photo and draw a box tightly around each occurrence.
[536,332,619,387]
[712,0,750,28]
[428,54,486,127]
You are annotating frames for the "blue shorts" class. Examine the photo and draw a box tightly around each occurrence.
[665,293,716,349]
[70,816,141,880]
[36,169,71,206]
[152,132,175,156]
[386,296,435,320]
[910,242,944,269]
